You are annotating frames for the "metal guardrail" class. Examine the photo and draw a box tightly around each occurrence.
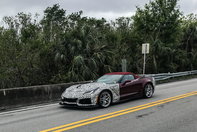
[144,70,197,81]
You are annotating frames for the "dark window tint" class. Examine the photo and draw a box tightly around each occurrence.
[96,75,123,84]
[121,75,135,83]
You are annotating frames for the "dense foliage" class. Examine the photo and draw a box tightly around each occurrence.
[0,0,197,88]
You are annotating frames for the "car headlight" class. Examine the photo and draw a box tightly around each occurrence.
[83,87,99,95]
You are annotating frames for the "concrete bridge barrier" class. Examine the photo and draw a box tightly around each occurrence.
[0,81,89,110]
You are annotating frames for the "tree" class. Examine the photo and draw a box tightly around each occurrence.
[0,2,197,89]
[181,14,197,70]
[132,0,182,73]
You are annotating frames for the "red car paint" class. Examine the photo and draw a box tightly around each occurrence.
[105,72,154,100]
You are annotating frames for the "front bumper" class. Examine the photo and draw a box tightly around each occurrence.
[60,96,98,107]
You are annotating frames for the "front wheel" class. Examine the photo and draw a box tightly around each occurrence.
[98,91,112,108]
[143,84,154,98]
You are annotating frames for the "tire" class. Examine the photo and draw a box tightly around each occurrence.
[143,84,154,98]
[98,91,112,108]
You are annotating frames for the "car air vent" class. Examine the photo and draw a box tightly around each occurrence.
[79,98,92,104]
[65,98,77,102]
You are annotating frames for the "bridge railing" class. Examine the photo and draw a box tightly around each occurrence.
[143,70,197,81]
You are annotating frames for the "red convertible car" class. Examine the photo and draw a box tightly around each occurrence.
[60,72,155,108]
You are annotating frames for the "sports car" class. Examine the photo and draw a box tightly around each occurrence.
[60,72,155,108]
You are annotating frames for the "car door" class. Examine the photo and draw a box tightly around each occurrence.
[120,75,140,99]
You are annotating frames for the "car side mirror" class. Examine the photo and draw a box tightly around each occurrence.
[122,80,131,86]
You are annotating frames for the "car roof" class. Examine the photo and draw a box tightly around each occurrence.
[105,72,134,75]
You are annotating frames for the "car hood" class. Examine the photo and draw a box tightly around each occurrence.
[62,82,118,98]
[66,82,109,93]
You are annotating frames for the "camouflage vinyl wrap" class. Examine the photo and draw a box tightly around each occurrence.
[61,82,120,106]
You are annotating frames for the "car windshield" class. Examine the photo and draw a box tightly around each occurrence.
[96,75,123,84]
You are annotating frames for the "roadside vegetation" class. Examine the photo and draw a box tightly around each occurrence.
[0,0,197,89]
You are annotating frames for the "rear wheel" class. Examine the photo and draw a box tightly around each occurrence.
[98,91,112,108]
[143,84,154,98]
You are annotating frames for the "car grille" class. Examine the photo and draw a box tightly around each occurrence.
[79,98,92,104]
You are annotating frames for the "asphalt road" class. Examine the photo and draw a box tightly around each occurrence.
[0,78,197,132]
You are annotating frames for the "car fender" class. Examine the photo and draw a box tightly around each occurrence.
[97,84,120,103]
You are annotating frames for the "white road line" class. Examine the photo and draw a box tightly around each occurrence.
[0,103,58,115]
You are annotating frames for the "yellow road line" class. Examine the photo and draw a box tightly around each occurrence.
[40,91,197,132]
[53,92,197,132]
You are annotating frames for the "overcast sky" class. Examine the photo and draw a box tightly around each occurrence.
[0,0,197,22]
